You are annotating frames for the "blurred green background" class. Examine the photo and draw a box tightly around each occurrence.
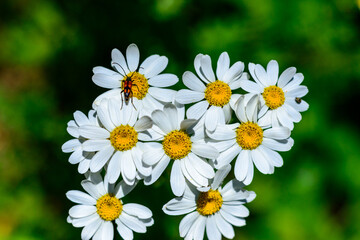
[1,0,360,239]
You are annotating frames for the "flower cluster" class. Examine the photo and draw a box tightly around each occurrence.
[62,43,309,240]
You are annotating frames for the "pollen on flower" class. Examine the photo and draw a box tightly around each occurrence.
[110,125,138,151]
[236,122,263,150]
[196,189,223,216]
[122,72,149,100]
[204,80,232,107]
[262,85,285,109]
[96,193,122,221]
[163,130,192,159]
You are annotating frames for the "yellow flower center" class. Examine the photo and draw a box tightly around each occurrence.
[262,85,285,109]
[96,194,122,221]
[204,80,232,107]
[196,189,223,216]
[236,122,263,150]
[110,125,138,151]
[122,72,149,100]
[162,130,192,159]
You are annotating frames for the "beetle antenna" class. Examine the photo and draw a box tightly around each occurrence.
[112,62,127,76]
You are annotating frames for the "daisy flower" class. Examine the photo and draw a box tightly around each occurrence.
[142,103,219,196]
[163,165,256,240]
[62,110,98,174]
[240,60,309,130]
[175,52,248,132]
[91,43,178,117]
[207,95,293,185]
[78,96,153,185]
[67,173,153,240]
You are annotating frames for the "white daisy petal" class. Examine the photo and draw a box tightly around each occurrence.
[254,64,270,86]
[151,109,173,134]
[183,71,206,92]
[179,212,199,238]
[148,87,176,103]
[123,203,152,219]
[276,107,294,130]
[114,180,137,199]
[143,56,168,79]
[220,210,246,227]
[98,100,116,131]
[66,190,96,205]
[120,212,146,233]
[111,48,129,75]
[106,151,122,184]
[286,86,309,98]
[284,103,302,122]
[171,160,186,197]
[62,139,81,153]
[92,66,118,76]
[79,125,110,139]
[191,143,219,159]
[69,205,97,218]
[223,61,244,83]
[186,100,209,119]
[140,54,160,72]
[193,216,206,240]
[81,218,102,240]
[134,116,152,132]
[69,149,84,164]
[214,213,235,239]
[92,73,121,89]
[148,73,178,87]
[163,200,196,216]
[71,213,98,228]
[216,144,241,168]
[184,156,208,186]
[188,152,215,179]
[222,204,249,218]
[283,72,304,91]
[263,127,290,140]
[205,106,219,132]
[211,164,231,190]
[251,149,271,174]
[108,98,122,126]
[206,215,222,240]
[144,154,170,186]
[200,55,216,82]
[116,219,134,240]
[207,124,237,141]
[278,67,296,88]
[143,142,165,165]
[131,145,151,177]
[121,151,136,185]
[243,159,254,185]
[126,43,140,72]
[210,139,236,152]
[258,145,283,167]
[229,78,243,90]
[176,89,205,104]
[101,221,114,240]
[216,52,230,80]
[240,80,263,94]
[82,139,110,152]
[234,150,250,182]
[74,111,90,125]
[90,146,114,172]
[266,60,279,86]
[81,180,102,199]
[288,98,309,112]
[164,103,179,130]
[262,138,293,152]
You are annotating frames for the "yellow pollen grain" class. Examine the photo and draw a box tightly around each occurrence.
[262,85,285,109]
[110,125,138,151]
[204,80,232,107]
[162,130,192,159]
[122,72,149,100]
[96,193,122,221]
[196,189,223,216]
[236,122,263,150]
